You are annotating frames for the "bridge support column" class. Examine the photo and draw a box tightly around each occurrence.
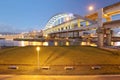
[98,33,104,47]
[96,9,104,47]
[77,19,81,27]
[86,21,89,26]
[105,29,112,46]
[97,28,104,47]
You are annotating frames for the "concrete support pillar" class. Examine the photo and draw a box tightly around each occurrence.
[73,32,74,38]
[77,31,79,37]
[96,28,104,47]
[106,34,111,46]
[96,8,104,47]
[105,29,112,46]
[98,8,103,27]
[98,33,104,47]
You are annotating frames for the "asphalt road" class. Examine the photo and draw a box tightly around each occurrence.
[0,75,120,80]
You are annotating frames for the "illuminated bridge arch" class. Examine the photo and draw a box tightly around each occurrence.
[45,13,76,29]
[45,13,90,29]
[44,13,97,36]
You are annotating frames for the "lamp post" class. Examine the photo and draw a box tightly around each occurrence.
[36,47,40,70]
[88,6,94,11]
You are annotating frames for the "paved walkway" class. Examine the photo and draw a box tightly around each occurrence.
[0,75,120,80]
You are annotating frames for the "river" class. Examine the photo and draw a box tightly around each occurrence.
[0,39,120,47]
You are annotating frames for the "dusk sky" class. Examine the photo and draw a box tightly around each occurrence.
[0,0,120,32]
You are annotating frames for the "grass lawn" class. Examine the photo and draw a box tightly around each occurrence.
[0,46,120,65]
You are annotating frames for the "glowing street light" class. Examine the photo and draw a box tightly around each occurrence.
[88,6,94,11]
[66,17,69,21]
[45,34,48,38]
[36,47,40,69]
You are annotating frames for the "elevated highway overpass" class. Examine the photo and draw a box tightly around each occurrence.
[85,2,120,22]
[103,20,120,29]
[44,2,120,47]
[46,20,120,35]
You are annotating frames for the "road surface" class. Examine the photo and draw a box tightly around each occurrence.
[0,75,120,80]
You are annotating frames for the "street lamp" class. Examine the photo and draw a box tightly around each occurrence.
[45,34,48,38]
[36,47,40,69]
[88,6,94,11]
